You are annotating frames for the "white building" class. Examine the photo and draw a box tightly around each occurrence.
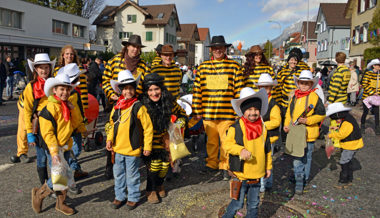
[195,28,211,66]
[0,0,104,61]
[93,0,181,54]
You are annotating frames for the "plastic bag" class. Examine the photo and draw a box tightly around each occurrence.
[51,146,75,191]
[325,135,336,159]
[168,123,190,162]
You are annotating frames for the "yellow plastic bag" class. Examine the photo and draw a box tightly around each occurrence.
[51,146,75,191]
[168,123,190,162]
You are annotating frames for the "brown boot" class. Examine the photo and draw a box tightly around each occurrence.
[31,183,54,213]
[157,185,167,198]
[55,190,74,215]
[147,191,159,204]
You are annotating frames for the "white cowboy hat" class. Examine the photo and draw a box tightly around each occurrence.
[177,94,193,115]
[57,63,86,83]
[255,73,278,87]
[367,59,380,69]
[110,70,136,94]
[44,73,78,97]
[294,70,319,90]
[326,102,351,117]
[231,87,268,117]
[27,53,56,72]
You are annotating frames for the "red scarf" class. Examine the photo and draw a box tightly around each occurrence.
[33,77,46,99]
[54,95,70,121]
[294,88,316,99]
[267,93,272,98]
[114,96,138,110]
[241,117,263,141]
[75,86,81,94]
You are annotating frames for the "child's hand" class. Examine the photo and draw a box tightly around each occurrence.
[111,94,119,101]
[283,126,289,133]
[52,155,60,165]
[265,170,271,178]
[330,126,339,131]
[240,149,251,160]
[106,141,113,151]
[298,117,307,124]
[67,101,75,110]
[143,150,151,156]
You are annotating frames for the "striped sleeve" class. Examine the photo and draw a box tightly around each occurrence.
[327,66,350,103]
[78,74,88,109]
[192,66,202,116]
[151,56,162,66]
[102,56,118,101]
[151,64,182,99]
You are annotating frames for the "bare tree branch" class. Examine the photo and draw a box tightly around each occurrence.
[81,0,104,19]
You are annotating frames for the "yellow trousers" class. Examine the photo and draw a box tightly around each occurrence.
[203,120,234,170]
[17,104,28,157]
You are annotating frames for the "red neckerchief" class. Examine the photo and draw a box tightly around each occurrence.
[54,95,70,121]
[241,117,263,141]
[294,88,316,99]
[114,96,138,110]
[267,93,272,98]
[75,86,81,94]
[211,55,228,60]
[33,76,46,99]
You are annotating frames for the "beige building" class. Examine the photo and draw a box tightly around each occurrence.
[301,21,318,68]
[345,0,379,68]
[93,0,181,54]
[177,24,200,67]
[195,28,211,66]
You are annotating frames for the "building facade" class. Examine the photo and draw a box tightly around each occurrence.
[195,28,211,66]
[301,21,318,68]
[177,24,199,67]
[0,0,104,62]
[93,0,181,54]
[345,0,379,68]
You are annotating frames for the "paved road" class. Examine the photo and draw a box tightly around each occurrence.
[0,101,379,217]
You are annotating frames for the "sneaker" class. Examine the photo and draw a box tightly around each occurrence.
[19,154,30,163]
[68,186,79,195]
[110,199,124,209]
[10,155,20,163]
[74,169,89,180]
[126,201,137,210]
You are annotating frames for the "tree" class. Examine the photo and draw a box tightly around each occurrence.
[263,40,273,61]
[141,51,157,66]
[81,0,104,19]
[368,5,380,46]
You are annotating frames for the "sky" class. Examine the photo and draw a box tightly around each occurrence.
[102,0,348,49]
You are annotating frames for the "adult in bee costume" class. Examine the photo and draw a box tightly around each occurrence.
[192,35,245,180]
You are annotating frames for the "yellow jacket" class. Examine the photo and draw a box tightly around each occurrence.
[68,90,85,126]
[263,96,281,144]
[224,119,272,180]
[107,103,153,156]
[329,114,364,151]
[284,92,325,142]
[39,97,86,156]
[23,83,49,134]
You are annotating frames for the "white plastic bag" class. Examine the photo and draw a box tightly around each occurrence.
[168,123,190,162]
[51,146,75,191]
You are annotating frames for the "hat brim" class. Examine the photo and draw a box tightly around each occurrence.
[44,77,78,97]
[122,41,146,48]
[110,79,136,94]
[255,80,278,87]
[231,88,268,117]
[206,43,232,47]
[177,100,192,115]
[28,59,56,73]
[326,107,351,117]
[367,60,380,69]
[160,51,177,56]
[294,75,319,90]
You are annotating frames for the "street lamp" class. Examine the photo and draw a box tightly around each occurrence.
[268,20,282,61]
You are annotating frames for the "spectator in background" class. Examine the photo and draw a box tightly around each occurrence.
[0,59,6,105]
[348,61,359,106]
[87,58,101,97]
[5,56,16,100]
[95,57,106,110]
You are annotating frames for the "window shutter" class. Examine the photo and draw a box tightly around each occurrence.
[358,0,361,13]
[132,15,137,23]
[119,32,122,39]
[146,31,152,41]
[360,26,363,43]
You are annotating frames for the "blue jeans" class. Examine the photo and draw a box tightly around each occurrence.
[223,180,261,218]
[35,146,47,168]
[293,142,314,188]
[260,143,275,190]
[6,75,14,97]
[113,153,141,202]
[46,149,70,189]
[68,133,82,171]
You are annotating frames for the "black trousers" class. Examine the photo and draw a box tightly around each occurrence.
[361,104,379,127]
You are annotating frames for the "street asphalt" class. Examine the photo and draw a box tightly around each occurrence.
[0,96,379,217]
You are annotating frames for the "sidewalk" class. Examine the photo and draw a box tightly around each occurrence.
[0,96,19,137]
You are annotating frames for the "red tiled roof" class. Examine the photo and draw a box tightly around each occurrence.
[301,21,317,40]
[320,3,350,26]
[177,24,199,42]
[198,28,209,41]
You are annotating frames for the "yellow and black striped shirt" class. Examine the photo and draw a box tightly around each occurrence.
[327,65,351,103]
[243,63,275,91]
[102,54,150,102]
[193,58,244,120]
[53,66,89,109]
[282,60,310,71]
[361,69,380,100]
[152,102,187,150]
[274,66,302,108]
[150,63,182,99]
[151,56,162,67]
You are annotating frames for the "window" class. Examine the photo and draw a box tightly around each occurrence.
[165,33,169,43]
[369,0,377,8]
[146,31,153,41]
[0,8,22,28]
[323,21,326,32]
[127,15,137,23]
[355,26,360,44]
[317,42,320,52]
[119,32,133,39]
[324,39,328,51]
[169,17,174,27]
[157,13,164,19]
[73,24,85,38]
[345,37,350,50]
[52,20,68,35]
[178,43,186,50]
[360,0,366,12]
[104,40,109,46]
[363,23,369,42]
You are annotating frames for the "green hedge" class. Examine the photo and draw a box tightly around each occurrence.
[364,47,380,65]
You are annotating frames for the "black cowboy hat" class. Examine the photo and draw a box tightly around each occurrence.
[143,72,164,89]
[289,48,303,60]
[206,35,232,47]
[122,35,146,47]
[155,44,163,53]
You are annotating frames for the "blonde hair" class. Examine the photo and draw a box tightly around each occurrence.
[58,45,80,67]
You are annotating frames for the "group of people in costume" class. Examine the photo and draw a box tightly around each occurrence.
[8,32,378,217]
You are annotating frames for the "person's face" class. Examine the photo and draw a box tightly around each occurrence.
[211,46,226,60]
[34,64,51,79]
[298,80,313,92]
[95,58,101,65]
[121,84,135,99]
[243,107,260,122]
[259,86,272,95]
[161,53,174,66]
[373,64,380,72]
[53,85,72,101]
[288,57,298,69]
[127,45,141,58]
[147,84,162,102]
[63,48,75,65]
[6,57,11,62]
[254,53,262,63]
